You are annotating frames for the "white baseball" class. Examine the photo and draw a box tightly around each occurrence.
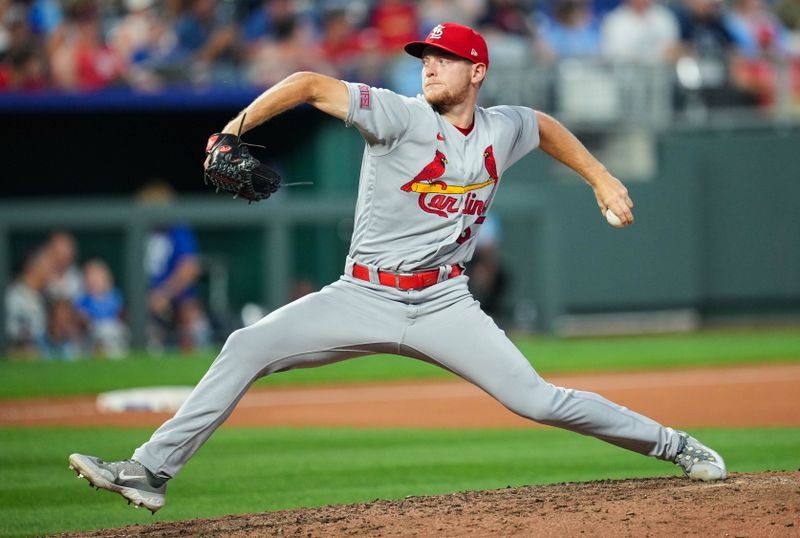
[605,208,623,228]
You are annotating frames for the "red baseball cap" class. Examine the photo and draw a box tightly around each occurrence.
[404,23,489,67]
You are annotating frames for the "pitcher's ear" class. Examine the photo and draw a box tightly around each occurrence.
[472,63,487,84]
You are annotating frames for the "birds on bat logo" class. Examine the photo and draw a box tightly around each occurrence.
[400,149,448,193]
[400,145,498,219]
[483,145,497,180]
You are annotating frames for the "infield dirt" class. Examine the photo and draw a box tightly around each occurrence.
[18,363,800,536]
[57,471,799,537]
[4,363,800,428]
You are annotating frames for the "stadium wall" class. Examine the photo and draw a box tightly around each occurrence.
[1,108,798,348]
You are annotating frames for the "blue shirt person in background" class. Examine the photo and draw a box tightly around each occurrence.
[75,259,129,358]
[539,0,603,58]
[138,180,211,353]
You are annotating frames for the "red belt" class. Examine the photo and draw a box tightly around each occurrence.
[352,263,463,290]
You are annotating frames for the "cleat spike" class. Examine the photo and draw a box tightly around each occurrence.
[69,465,74,471]
[77,473,84,478]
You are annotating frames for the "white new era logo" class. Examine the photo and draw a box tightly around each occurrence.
[471,48,478,57]
[429,24,444,39]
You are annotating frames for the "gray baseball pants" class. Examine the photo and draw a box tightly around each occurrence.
[133,272,683,478]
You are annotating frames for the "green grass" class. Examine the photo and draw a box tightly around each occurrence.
[1,329,800,399]
[0,427,798,537]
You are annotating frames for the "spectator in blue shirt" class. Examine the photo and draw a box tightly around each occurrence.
[170,0,237,84]
[139,180,211,353]
[540,0,602,59]
[673,0,737,58]
[75,259,129,358]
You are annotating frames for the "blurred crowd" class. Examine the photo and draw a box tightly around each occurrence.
[4,231,129,360]
[3,222,507,361]
[1,0,799,107]
[4,205,212,360]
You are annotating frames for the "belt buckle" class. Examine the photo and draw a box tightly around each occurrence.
[394,271,415,290]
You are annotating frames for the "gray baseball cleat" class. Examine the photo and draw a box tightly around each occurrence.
[673,433,728,482]
[68,453,168,513]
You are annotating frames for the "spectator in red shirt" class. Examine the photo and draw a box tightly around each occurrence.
[320,9,363,69]
[319,8,383,81]
[50,1,125,91]
[369,0,420,53]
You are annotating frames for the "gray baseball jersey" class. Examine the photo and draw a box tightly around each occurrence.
[132,84,683,479]
[343,82,538,270]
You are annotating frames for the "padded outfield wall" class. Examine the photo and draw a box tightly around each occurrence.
[288,118,800,326]
[1,105,798,345]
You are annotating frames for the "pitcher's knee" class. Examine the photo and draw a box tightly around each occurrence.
[220,325,278,365]
[496,381,565,423]
[508,398,560,423]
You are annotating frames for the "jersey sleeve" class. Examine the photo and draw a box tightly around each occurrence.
[489,105,540,172]
[343,82,412,154]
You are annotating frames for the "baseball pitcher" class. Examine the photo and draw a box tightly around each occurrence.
[69,23,726,513]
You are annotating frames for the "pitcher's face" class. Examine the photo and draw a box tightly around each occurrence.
[420,48,476,108]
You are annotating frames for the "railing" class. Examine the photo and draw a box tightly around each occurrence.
[480,58,799,127]
[0,197,551,352]
[3,58,797,128]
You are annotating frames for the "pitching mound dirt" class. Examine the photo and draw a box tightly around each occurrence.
[59,471,799,537]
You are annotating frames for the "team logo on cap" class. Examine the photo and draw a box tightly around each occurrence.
[429,24,444,40]
[471,49,478,57]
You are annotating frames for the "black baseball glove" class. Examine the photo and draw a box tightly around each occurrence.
[204,132,281,203]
